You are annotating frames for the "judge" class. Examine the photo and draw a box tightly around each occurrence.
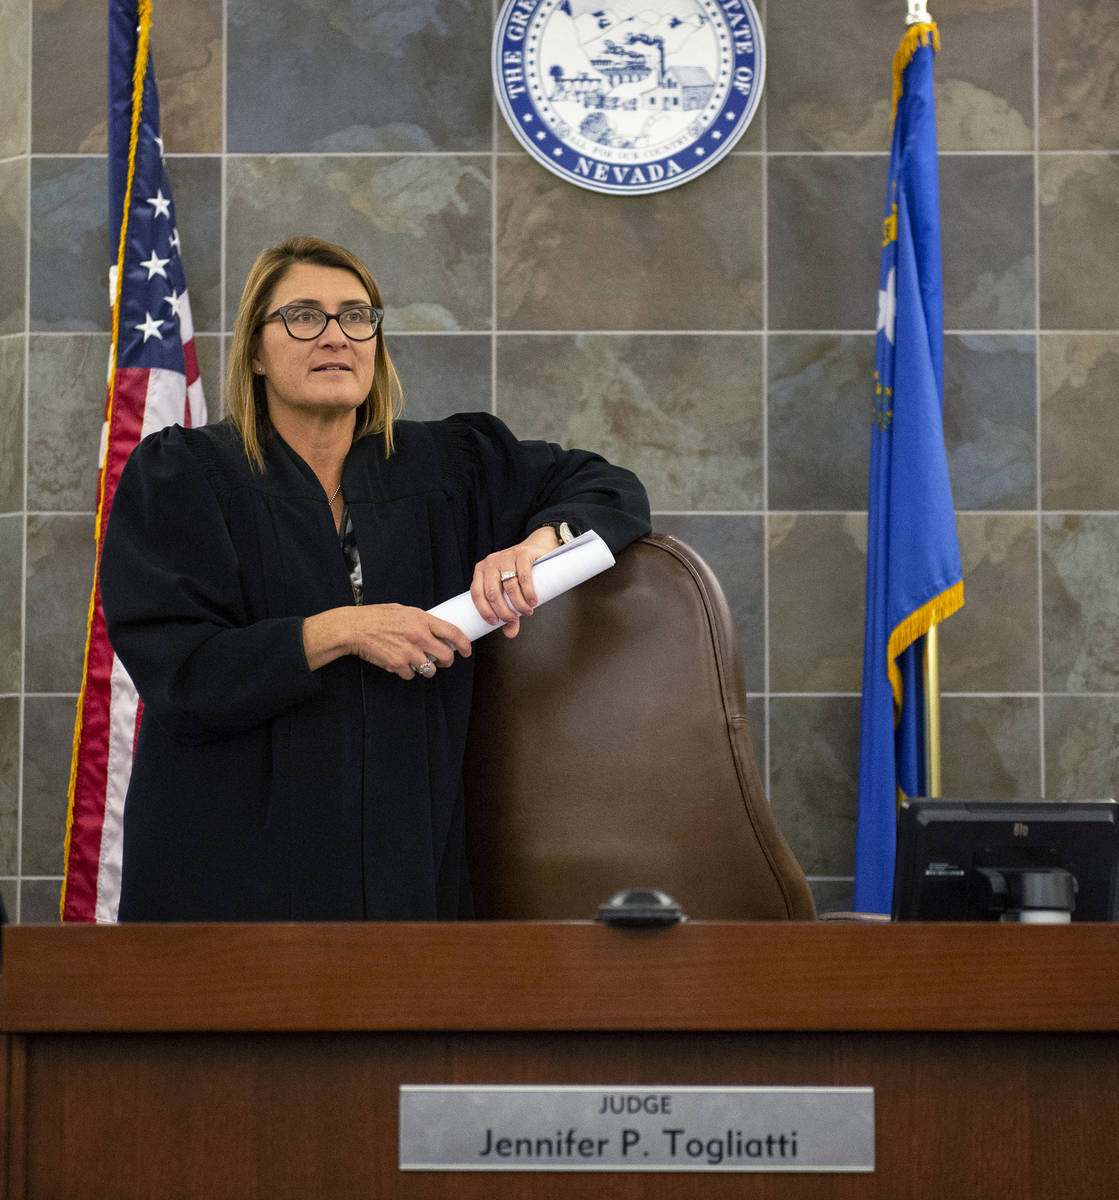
[100,235,650,921]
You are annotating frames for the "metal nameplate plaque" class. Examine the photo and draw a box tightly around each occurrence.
[400,1085,874,1172]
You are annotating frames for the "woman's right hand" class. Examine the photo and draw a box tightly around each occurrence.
[302,605,471,679]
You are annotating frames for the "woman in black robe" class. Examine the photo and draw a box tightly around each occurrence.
[100,236,650,921]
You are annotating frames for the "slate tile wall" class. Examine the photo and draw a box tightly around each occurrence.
[2,0,1117,921]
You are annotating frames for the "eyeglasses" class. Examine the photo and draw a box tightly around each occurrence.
[265,304,383,341]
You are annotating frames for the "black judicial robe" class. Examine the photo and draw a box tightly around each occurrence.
[100,414,650,922]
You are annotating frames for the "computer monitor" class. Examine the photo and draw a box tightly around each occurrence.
[892,798,1119,922]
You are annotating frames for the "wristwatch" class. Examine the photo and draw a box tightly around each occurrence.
[545,520,576,545]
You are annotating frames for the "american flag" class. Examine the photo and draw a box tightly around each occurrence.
[61,0,206,922]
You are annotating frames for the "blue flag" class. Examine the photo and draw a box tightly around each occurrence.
[854,22,963,915]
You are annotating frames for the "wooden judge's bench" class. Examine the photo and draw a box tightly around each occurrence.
[2,920,1118,1199]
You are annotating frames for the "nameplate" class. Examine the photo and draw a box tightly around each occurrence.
[399,1085,874,1172]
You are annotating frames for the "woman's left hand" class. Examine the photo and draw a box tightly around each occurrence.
[470,526,562,638]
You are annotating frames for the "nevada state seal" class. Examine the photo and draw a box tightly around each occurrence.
[493,0,765,196]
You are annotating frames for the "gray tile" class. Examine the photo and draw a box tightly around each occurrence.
[747,694,766,781]
[932,2,1033,153]
[164,157,222,334]
[652,514,765,686]
[0,158,27,336]
[1042,515,1119,693]
[495,334,763,511]
[21,695,75,878]
[227,0,491,152]
[0,696,16,875]
[1041,335,1119,511]
[29,158,216,336]
[768,334,872,511]
[939,696,1042,801]
[768,513,865,693]
[736,106,764,154]
[944,335,1035,511]
[20,877,63,924]
[810,878,856,918]
[0,515,20,693]
[0,877,15,923]
[24,513,96,695]
[31,0,222,154]
[765,0,895,152]
[30,157,108,333]
[496,117,520,154]
[939,514,1039,694]
[1039,155,1119,330]
[1039,0,1119,151]
[767,0,1032,153]
[0,0,28,158]
[226,156,493,332]
[1044,696,1119,801]
[30,0,104,153]
[767,156,882,331]
[148,0,224,155]
[27,335,108,513]
[769,695,860,878]
[193,334,224,422]
[765,292,1035,516]
[497,156,763,331]
[940,155,1035,330]
[389,334,493,422]
[0,336,25,513]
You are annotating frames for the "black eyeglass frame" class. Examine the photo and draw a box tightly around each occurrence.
[264,304,384,341]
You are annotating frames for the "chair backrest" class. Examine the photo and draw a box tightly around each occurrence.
[463,533,816,921]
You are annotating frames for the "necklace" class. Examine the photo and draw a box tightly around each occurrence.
[328,482,342,505]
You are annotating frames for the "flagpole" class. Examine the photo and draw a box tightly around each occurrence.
[923,625,942,796]
[911,0,940,802]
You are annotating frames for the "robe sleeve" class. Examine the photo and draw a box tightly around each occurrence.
[435,412,651,556]
[100,427,320,743]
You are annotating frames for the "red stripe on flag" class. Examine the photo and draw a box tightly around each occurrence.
[105,368,150,500]
[62,596,115,921]
[182,334,200,386]
[62,368,151,922]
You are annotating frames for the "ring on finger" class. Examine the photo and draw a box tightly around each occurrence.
[412,660,436,678]
[499,570,516,582]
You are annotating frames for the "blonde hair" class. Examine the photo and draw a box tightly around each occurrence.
[227,236,404,470]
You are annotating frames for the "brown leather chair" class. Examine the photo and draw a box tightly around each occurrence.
[463,533,816,921]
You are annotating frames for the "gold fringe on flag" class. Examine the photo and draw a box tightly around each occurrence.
[886,579,963,718]
[891,21,940,125]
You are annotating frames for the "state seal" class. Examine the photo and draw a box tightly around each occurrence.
[493,0,765,196]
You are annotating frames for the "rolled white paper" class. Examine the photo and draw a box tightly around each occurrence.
[427,530,615,641]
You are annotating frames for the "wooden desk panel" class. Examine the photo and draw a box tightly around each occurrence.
[8,1029,1119,1199]
[3,923,1118,1199]
[3,922,1118,1032]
